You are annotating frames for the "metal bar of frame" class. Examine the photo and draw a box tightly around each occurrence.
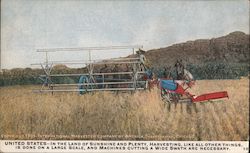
[35,58,141,64]
[33,87,145,92]
[36,45,143,52]
[50,81,147,87]
[39,71,146,77]
[31,58,141,66]
[31,61,142,66]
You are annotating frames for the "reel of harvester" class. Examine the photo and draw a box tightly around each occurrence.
[32,45,149,94]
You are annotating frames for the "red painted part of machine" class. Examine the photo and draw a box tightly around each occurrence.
[158,79,229,103]
[191,91,229,102]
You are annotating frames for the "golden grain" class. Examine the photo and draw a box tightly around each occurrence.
[0,79,248,140]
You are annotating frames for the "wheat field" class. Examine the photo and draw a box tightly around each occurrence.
[0,78,249,141]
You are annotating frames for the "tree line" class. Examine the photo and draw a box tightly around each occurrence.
[0,62,249,86]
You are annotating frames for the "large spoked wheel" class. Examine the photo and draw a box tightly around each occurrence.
[161,89,181,108]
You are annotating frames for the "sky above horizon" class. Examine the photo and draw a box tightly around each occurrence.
[1,0,249,69]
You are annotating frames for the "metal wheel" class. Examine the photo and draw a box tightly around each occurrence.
[78,75,89,95]
[161,89,172,103]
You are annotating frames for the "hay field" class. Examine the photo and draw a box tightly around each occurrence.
[0,78,249,141]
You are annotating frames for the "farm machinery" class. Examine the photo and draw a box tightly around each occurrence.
[147,60,229,103]
[146,60,229,103]
[32,45,229,103]
[32,46,149,93]
[158,78,228,103]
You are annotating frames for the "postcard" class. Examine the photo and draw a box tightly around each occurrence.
[0,0,249,152]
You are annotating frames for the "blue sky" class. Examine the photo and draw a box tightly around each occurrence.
[1,0,249,69]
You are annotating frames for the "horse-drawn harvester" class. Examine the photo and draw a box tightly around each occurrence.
[32,45,228,104]
[32,46,148,93]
